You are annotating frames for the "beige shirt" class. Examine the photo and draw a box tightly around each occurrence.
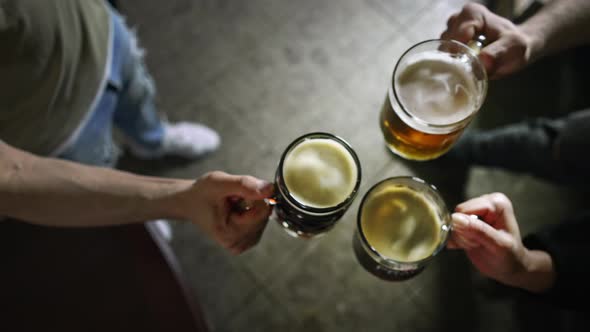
[0,0,110,155]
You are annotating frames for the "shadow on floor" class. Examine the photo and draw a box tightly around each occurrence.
[115,150,199,175]
[515,293,590,331]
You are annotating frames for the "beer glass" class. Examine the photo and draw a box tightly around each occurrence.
[274,132,362,238]
[380,38,487,160]
[353,177,451,280]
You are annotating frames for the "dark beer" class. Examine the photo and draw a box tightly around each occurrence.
[274,133,361,238]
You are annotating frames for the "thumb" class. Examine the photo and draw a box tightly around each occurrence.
[452,213,513,251]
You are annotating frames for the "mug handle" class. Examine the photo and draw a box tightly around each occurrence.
[230,197,277,214]
[467,34,487,55]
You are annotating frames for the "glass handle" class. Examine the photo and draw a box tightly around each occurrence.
[467,34,486,55]
[230,197,277,213]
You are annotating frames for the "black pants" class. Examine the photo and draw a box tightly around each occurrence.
[462,109,590,186]
[547,109,590,184]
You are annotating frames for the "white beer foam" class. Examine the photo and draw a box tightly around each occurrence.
[361,185,441,262]
[283,138,357,209]
[396,51,477,125]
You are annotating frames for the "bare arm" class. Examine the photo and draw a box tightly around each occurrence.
[0,142,273,254]
[515,248,556,293]
[442,0,590,78]
[522,0,590,61]
[0,141,190,227]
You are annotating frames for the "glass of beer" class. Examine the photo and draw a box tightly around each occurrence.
[353,177,451,281]
[380,39,488,160]
[274,132,362,238]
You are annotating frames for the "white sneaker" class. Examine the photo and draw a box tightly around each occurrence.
[149,219,173,242]
[125,122,220,159]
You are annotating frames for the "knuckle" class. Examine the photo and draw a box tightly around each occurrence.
[234,246,245,255]
[464,2,484,14]
[446,14,457,27]
[239,176,253,188]
[199,172,212,183]
[215,229,235,248]
[504,31,524,43]
[228,246,241,255]
[498,15,517,29]
[225,239,243,255]
[512,32,530,51]
[213,221,227,234]
[498,239,514,251]
[202,170,223,182]
[469,218,485,233]
[454,203,467,213]
[489,192,511,208]
[219,237,231,249]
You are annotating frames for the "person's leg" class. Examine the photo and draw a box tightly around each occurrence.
[449,109,590,185]
[56,6,123,167]
[553,110,590,183]
[57,87,120,168]
[109,10,219,160]
[107,0,118,10]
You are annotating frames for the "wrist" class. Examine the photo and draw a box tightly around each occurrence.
[150,179,195,221]
[513,248,556,293]
[519,24,546,64]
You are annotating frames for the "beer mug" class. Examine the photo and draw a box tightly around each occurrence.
[273,132,362,238]
[353,177,451,280]
[380,37,487,160]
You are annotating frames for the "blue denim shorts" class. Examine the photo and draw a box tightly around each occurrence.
[57,6,164,167]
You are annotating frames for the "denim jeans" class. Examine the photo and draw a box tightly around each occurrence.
[57,7,164,167]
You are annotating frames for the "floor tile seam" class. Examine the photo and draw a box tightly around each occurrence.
[363,0,408,33]
[273,258,361,322]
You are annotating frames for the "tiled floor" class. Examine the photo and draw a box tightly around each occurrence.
[119,1,589,331]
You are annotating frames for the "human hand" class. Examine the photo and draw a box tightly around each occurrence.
[448,193,555,292]
[176,171,274,254]
[441,3,534,79]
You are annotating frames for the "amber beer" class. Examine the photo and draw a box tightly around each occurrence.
[380,39,487,161]
[380,96,464,160]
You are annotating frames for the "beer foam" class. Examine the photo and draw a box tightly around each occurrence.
[396,51,477,125]
[361,185,441,262]
[283,138,357,208]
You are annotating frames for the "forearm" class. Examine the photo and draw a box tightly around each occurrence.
[520,0,590,61]
[512,249,556,293]
[0,143,193,227]
[520,214,590,310]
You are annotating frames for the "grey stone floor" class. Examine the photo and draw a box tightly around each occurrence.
[119,1,589,331]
